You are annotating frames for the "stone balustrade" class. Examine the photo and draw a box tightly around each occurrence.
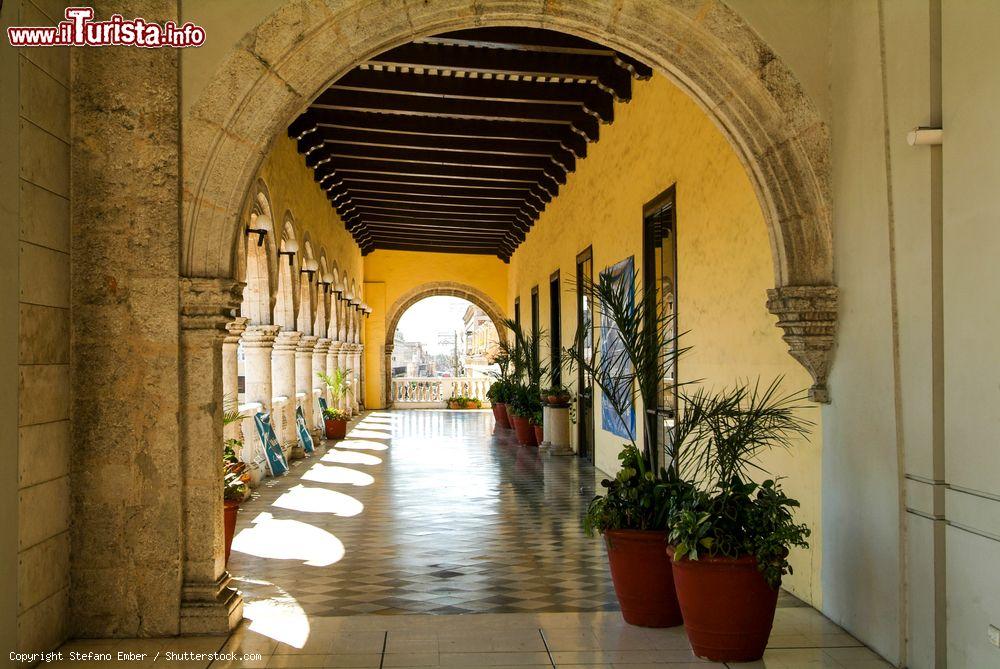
[390,376,492,408]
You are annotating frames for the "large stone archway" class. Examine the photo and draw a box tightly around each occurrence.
[183,0,838,401]
[382,282,506,407]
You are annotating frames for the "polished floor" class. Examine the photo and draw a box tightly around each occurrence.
[54,410,892,667]
[228,410,619,616]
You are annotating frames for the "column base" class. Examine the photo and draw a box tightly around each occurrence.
[180,572,243,635]
[540,442,575,456]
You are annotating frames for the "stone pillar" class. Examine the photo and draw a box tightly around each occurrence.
[338,343,352,416]
[765,286,838,403]
[178,278,244,634]
[352,344,363,412]
[312,337,331,427]
[272,330,302,446]
[295,335,318,437]
[357,343,365,411]
[328,341,343,411]
[222,317,248,443]
[541,405,574,456]
[242,325,280,414]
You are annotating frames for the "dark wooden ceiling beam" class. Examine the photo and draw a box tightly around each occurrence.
[427,28,653,79]
[311,89,600,141]
[307,108,588,157]
[346,214,525,232]
[305,127,576,171]
[369,43,633,100]
[314,160,560,197]
[326,180,548,209]
[365,241,505,256]
[306,144,568,184]
[342,198,538,221]
[334,68,614,121]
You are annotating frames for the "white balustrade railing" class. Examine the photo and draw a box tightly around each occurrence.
[390,376,492,408]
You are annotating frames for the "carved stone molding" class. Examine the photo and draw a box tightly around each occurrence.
[180,277,244,332]
[766,286,838,403]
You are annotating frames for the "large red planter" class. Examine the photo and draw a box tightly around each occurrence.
[510,414,538,446]
[668,547,779,662]
[325,417,347,440]
[224,500,240,564]
[492,403,512,429]
[604,530,682,627]
[532,423,544,444]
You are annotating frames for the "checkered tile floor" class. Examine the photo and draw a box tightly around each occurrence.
[228,410,620,616]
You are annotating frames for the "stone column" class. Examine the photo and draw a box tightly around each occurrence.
[312,337,331,427]
[338,343,352,416]
[178,277,244,634]
[352,344,363,412]
[222,317,248,443]
[295,335,318,437]
[242,324,280,414]
[327,341,343,411]
[357,343,365,411]
[272,330,302,446]
[541,405,574,456]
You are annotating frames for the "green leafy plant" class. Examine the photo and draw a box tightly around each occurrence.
[529,409,543,426]
[222,395,250,502]
[317,369,351,405]
[667,379,813,587]
[507,380,542,418]
[584,443,673,535]
[323,406,350,421]
[486,380,513,404]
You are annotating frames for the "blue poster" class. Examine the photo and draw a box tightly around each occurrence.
[253,412,288,476]
[296,405,315,454]
[600,256,636,440]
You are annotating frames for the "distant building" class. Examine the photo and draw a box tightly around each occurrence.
[391,329,434,377]
[462,305,500,378]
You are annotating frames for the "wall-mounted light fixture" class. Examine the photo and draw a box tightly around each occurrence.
[245,225,268,246]
[300,258,319,281]
[277,238,299,266]
[907,127,943,146]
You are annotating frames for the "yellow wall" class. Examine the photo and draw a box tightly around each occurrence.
[508,73,823,606]
[362,250,508,408]
[256,135,364,301]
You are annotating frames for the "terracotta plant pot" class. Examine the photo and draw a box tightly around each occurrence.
[324,417,347,440]
[223,500,240,564]
[448,401,462,409]
[667,547,779,662]
[492,402,512,429]
[547,394,570,406]
[511,414,538,446]
[505,404,516,426]
[604,530,682,628]
[464,400,479,409]
[533,423,544,443]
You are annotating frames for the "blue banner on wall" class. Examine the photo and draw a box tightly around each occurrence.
[253,412,288,476]
[600,256,636,440]
[296,405,315,454]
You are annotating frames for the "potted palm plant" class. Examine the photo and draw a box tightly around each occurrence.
[530,409,544,444]
[667,380,812,662]
[222,396,250,563]
[317,369,351,439]
[503,319,547,447]
[486,346,514,428]
[568,268,689,628]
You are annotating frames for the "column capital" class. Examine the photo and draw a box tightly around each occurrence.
[313,337,332,353]
[224,316,249,345]
[180,277,244,332]
[329,341,344,353]
[242,324,281,347]
[766,285,838,403]
[296,335,319,352]
[274,330,302,352]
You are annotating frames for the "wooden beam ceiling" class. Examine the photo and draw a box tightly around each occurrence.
[288,27,649,260]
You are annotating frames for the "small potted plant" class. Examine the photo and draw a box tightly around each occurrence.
[317,369,351,439]
[487,380,512,427]
[322,406,350,439]
[223,441,250,563]
[667,380,812,662]
[507,383,541,447]
[464,397,482,409]
[529,409,544,443]
[544,385,571,405]
[447,394,464,409]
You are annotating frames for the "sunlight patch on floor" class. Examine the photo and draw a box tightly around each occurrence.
[321,449,382,466]
[232,512,346,566]
[272,484,365,516]
[240,586,311,648]
[301,463,376,486]
[336,438,389,451]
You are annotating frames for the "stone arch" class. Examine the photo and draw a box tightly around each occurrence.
[238,182,278,325]
[182,0,838,400]
[274,214,298,330]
